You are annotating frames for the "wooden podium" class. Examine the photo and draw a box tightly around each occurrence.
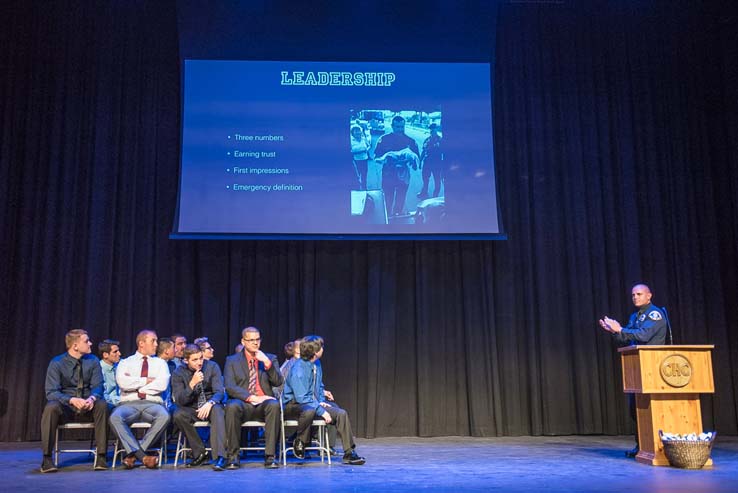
[618,345,715,466]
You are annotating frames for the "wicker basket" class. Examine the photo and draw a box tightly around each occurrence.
[659,431,716,469]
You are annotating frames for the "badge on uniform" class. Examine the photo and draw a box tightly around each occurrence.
[638,314,646,322]
[648,311,663,321]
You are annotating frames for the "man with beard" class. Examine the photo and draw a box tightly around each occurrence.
[172,344,227,470]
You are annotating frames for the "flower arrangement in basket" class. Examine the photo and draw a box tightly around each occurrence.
[659,430,716,469]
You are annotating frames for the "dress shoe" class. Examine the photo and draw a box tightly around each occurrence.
[625,446,639,458]
[94,455,109,470]
[212,456,227,471]
[142,454,159,469]
[264,455,279,469]
[40,457,58,473]
[293,438,306,459]
[226,458,240,470]
[342,450,366,465]
[122,454,137,469]
[187,451,209,467]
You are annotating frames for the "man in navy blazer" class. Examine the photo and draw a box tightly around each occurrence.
[223,326,283,469]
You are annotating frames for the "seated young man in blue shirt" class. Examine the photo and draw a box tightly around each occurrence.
[283,337,365,465]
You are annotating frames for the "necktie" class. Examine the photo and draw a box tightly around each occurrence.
[75,361,84,398]
[138,356,148,399]
[248,359,257,394]
[196,374,207,408]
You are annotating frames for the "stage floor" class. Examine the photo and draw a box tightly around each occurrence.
[3,435,737,492]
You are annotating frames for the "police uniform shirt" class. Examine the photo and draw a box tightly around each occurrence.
[614,302,667,345]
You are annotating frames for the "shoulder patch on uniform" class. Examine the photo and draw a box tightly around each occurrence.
[648,311,663,321]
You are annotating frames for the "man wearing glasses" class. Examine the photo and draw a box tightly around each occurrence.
[223,326,283,469]
[194,337,215,360]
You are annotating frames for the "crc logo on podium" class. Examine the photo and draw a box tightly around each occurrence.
[660,354,692,388]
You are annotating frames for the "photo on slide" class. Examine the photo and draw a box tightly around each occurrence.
[349,108,444,226]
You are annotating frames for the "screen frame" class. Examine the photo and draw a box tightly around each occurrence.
[171,58,505,241]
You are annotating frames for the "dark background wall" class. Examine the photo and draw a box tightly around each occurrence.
[1,0,736,442]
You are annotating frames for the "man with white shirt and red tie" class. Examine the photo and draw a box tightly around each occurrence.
[224,326,283,469]
[109,329,171,469]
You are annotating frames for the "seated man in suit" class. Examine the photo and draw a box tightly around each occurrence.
[172,344,227,470]
[224,326,283,469]
[40,329,109,473]
[109,329,170,469]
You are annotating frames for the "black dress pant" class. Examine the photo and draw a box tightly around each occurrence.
[320,403,356,452]
[224,398,280,458]
[173,404,226,459]
[40,399,109,456]
[283,401,318,444]
[628,393,639,447]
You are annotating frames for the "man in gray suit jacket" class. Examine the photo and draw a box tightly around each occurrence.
[224,326,283,469]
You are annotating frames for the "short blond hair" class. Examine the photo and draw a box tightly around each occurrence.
[65,329,88,349]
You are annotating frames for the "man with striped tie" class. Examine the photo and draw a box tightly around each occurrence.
[224,326,283,469]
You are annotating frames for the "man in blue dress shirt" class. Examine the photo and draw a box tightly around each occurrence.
[98,339,121,407]
[283,336,365,465]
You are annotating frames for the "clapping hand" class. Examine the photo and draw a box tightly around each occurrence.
[598,316,622,333]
